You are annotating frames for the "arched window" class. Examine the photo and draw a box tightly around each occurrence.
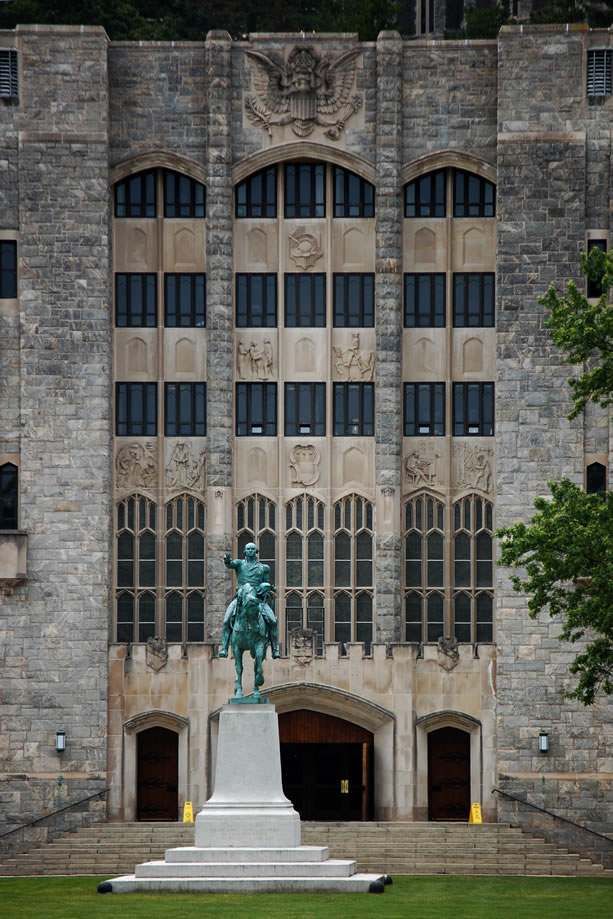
[236,493,277,586]
[404,494,445,642]
[0,462,18,529]
[284,493,325,654]
[164,494,206,642]
[453,494,494,643]
[333,494,374,654]
[115,494,157,642]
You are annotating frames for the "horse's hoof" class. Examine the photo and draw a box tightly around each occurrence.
[272,651,280,659]
[218,649,228,658]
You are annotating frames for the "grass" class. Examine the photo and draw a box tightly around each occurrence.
[0,875,611,919]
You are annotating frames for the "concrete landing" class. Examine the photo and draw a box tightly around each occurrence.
[108,874,385,893]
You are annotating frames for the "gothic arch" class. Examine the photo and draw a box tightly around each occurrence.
[123,710,189,821]
[401,150,496,188]
[110,151,206,186]
[232,142,376,187]
[415,709,483,820]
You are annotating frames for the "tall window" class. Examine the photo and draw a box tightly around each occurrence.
[586,240,607,299]
[164,170,205,218]
[453,383,494,436]
[404,494,445,642]
[115,274,157,327]
[236,494,277,586]
[116,383,157,437]
[333,167,374,218]
[405,169,445,218]
[453,494,493,643]
[453,274,495,327]
[333,383,374,436]
[236,274,277,327]
[285,274,325,327]
[586,462,607,496]
[165,383,206,437]
[404,273,445,328]
[285,163,325,218]
[165,274,206,327]
[236,166,277,218]
[285,383,326,436]
[404,383,445,436]
[165,495,206,642]
[115,170,156,218]
[0,462,18,529]
[236,383,277,436]
[116,495,157,642]
[333,495,374,654]
[285,494,326,654]
[0,240,17,298]
[333,274,375,327]
[454,170,495,218]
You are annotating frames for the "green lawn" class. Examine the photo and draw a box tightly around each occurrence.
[0,876,611,919]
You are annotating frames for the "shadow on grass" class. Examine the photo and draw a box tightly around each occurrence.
[1,875,611,919]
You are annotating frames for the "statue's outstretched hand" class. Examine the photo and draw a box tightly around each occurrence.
[223,553,232,566]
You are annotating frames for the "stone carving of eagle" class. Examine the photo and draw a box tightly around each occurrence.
[244,45,362,140]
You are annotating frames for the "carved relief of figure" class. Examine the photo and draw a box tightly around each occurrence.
[332,333,375,381]
[116,442,157,490]
[454,444,494,492]
[237,339,251,380]
[249,340,267,379]
[166,441,206,491]
[237,338,275,380]
[244,45,362,141]
[405,441,440,487]
[289,444,321,487]
[263,339,274,377]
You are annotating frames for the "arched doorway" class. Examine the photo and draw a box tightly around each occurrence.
[427,726,470,821]
[137,726,179,821]
[279,710,373,821]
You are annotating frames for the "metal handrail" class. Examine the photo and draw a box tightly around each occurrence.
[492,786,613,845]
[0,788,109,841]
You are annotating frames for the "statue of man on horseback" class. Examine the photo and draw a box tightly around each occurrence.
[219,543,280,698]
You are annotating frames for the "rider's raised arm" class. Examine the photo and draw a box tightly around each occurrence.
[223,554,240,570]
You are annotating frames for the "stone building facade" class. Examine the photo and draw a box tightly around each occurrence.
[0,23,612,846]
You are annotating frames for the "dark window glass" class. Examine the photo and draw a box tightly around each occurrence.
[116,383,157,436]
[115,170,156,218]
[454,592,472,643]
[404,273,445,327]
[285,163,325,218]
[0,241,17,298]
[404,383,445,436]
[164,170,205,218]
[115,274,157,327]
[236,166,277,218]
[0,462,18,529]
[587,49,613,97]
[236,383,277,436]
[333,274,375,327]
[333,383,374,436]
[476,593,493,642]
[454,170,495,218]
[453,273,495,327]
[404,170,445,218]
[285,383,326,436]
[586,240,607,299]
[453,383,494,436]
[236,274,277,327]
[285,274,326,327]
[333,167,374,218]
[0,49,18,97]
[165,383,206,436]
[165,274,206,327]
[586,461,607,496]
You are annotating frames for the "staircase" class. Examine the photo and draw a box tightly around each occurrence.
[0,821,611,878]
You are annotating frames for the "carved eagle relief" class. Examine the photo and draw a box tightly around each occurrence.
[244,45,362,140]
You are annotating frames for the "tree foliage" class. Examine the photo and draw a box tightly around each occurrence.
[499,250,613,704]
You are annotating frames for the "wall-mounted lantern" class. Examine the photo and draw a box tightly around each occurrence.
[55,729,66,754]
[538,730,549,754]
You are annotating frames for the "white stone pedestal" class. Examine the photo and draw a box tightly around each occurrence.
[108,700,385,894]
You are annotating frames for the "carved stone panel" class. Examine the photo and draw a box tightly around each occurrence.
[289,444,321,487]
[453,442,494,493]
[165,441,206,491]
[332,332,375,381]
[405,440,441,489]
[288,228,323,269]
[289,627,314,665]
[116,441,157,491]
[236,334,275,380]
[146,636,168,671]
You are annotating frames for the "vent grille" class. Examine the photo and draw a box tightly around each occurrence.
[0,49,18,98]
[587,49,612,97]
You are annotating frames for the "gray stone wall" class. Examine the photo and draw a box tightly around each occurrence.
[496,25,613,837]
[0,25,111,833]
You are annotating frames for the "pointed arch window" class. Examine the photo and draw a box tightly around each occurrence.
[115,494,157,642]
[164,494,206,642]
[283,494,325,654]
[404,494,445,642]
[453,494,493,643]
[236,493,277,587]
[333,494,374,653]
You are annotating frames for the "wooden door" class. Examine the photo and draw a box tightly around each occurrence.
[427,726,471,821]
[137,726,178,821]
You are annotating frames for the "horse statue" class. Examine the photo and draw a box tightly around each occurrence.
[228,583,271,700]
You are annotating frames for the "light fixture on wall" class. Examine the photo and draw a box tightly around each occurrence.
[55,729,66,754]
[538,730,549,754]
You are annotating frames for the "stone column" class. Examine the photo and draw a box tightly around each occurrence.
[205,32,234,638]
[374,32,403,644]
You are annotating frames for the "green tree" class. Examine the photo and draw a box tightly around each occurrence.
[498,248,613,704]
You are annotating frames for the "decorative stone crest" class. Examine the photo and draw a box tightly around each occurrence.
[289,444,321,487]
[405,441,440,488]
[332,333,375,381]
[116,442,157,490]
[166,441,206,490]
[288,229,323,269]
[244,45,362,140]
[437,636,459,672]
[237,338,274,380]
[290,627,315,665]
[146,635,168,671]
[454,444,493,492]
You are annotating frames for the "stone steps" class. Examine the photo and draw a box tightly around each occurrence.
[1,820,611,878]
